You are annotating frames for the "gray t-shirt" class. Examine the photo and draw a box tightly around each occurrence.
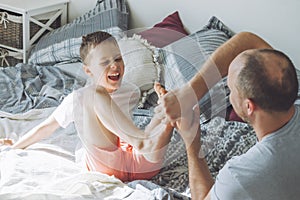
[211,104,300,200]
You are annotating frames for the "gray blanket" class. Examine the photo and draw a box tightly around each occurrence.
[0,63,86,114]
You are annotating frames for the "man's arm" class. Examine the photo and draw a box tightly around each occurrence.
[190,31,273,100]
[186,132,214,200]
[175,106,214,200]
[173,32,274,199]
[159,32,273,123]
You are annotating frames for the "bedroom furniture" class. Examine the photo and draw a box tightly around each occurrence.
[0,0,69,66]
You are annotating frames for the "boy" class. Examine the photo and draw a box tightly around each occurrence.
[0,31,173,182]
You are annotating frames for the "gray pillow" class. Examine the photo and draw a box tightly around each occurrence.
[28,0,128,66]
[72,0,128,25]
[160,16,235,123]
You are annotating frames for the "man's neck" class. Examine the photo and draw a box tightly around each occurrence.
[253,106,295,141]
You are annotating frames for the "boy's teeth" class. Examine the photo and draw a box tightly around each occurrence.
[108,73,120,81]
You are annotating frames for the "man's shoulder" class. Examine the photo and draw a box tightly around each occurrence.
[224,145,265,175]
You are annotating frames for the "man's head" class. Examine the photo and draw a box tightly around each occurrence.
[228,49,298,122]
[80,31,124,93]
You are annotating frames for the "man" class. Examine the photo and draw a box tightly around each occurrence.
[157,32,300,199]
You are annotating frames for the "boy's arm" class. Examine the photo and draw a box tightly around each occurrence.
[93,86,145,146]
[11,115,60,149]
[141,82,173,161]
[142,111,173,162]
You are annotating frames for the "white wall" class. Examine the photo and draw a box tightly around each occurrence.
[126,0,300,69]
[68,0,96,22]
[68,0,300,69]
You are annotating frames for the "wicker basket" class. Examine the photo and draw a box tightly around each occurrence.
[0,47,22,67]
[0,9,61,49]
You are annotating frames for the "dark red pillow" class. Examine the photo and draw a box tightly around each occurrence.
[137,11,189,48]
[228,107,244,123]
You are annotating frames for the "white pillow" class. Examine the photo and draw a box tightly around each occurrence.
[118,34,162,108]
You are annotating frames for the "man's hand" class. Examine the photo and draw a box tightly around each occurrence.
[174,105,201,147]
[155,84,198,124]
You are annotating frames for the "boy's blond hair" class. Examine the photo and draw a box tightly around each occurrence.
[80,31,117,65]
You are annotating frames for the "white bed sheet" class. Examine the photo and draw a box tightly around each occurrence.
[0,98,156,200]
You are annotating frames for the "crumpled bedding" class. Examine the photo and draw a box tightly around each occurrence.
[132,109,257,199]
[0,108,166,200]
[0,62,259,199]
[0,148,146,200]
[0,104,257,200]
[0,63,86,114]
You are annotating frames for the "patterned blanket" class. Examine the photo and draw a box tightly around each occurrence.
[132,111,256,199]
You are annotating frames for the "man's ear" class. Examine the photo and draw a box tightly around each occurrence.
[246,98,255,116]
[83,65,92,76]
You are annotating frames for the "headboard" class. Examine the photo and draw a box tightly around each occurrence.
[68,0,300,69]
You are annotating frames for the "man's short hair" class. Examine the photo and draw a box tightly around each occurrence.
[237,49,298,112]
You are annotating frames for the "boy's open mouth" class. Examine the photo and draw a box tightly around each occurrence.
[108,73,120,81]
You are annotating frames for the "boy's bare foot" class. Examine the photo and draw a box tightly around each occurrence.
[154,82,173,128]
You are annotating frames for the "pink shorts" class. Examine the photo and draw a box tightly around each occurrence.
[84,140,162,182]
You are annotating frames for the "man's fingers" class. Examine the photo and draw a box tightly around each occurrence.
[171,121,177,127]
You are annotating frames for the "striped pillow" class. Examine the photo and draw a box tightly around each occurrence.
[160,16,235,123]
[71,0,128,27]
[28,0,128,66]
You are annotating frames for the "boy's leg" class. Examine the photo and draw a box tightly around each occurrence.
[142,82,173,162]
[75,88,133,180]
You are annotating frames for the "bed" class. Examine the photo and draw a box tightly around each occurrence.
[0,0,270,199]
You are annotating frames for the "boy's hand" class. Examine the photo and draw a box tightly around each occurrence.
[0,138,14,152]
[0,138,14,146]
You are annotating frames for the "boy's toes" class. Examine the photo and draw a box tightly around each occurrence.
[154,82,167,97]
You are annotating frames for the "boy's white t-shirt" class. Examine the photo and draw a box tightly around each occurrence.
[52,82,140,129]
[52,82,141,172]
